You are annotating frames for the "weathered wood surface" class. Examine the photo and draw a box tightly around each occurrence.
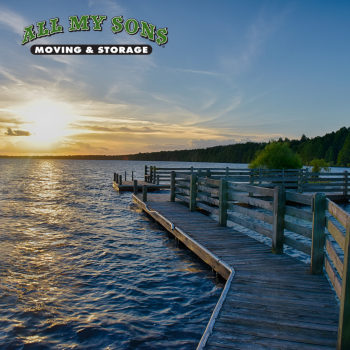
[133,193,339,350]
[112,180,169,192]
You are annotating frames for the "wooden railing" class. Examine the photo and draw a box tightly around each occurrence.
[145,166,349,197]
[170,170,350,350]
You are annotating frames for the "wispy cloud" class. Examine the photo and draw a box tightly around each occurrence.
[0,6,26,36]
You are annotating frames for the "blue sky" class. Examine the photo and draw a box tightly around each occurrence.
[0,0,349,155]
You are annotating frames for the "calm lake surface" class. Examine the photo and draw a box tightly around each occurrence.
[0,159,243,350]
[1,159,349,349]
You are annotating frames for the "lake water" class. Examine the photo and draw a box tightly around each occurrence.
[1,159,349,349]
[0,159,236,349]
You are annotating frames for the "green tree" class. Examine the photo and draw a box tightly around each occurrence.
[337,133,350,166]
[309,159,330,174]
[249,141,302,169]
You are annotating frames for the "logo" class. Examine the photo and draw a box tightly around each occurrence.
[22,15,168,55]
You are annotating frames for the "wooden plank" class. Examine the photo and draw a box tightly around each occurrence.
[326,199,348,228]
[197,184,219,196]
[175,179,190,187]
[325,256,342,300]
[284,220,312,239]
[326,239,344,276]
[197,176,220,186]
[285,191,312,205]
[227,191,274,211]
[284,235,311,255]
[337,218,350,349]
[227,203,273,224]
[196,193,220,206]
[227,182,274,197]
[285,206,313,222]
[175,186,190,196]
[227,213,273,238]
[326,217,345,251]
[196,201,219,215]
[175,193,189,203]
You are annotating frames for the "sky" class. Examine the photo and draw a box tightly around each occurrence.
[0,0,349,155]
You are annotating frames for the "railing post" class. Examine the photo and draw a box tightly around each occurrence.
[206,170,211,178]
[226,167,229,179]
[142,185,147,202]
[344,171,348,198]
[144,165,148,182]
[310,193,326,275]
[125,171,126,181]
[282,168,285,187]
[298,169,302,193]
[249,169,253,197]
[132,171,134,181]
[116,173,119,184]
[150,166,153,183]
[259,166,262,186]
[119,175,122,185]
[156,175,159,185]
[189,173,197,212]
[219,178,228,227]
[191,166,193,174]
[272,186,285,254]
[337,218,350,350]
[153,166,157,184]
[133,180,138,195]
[170,171,176,202]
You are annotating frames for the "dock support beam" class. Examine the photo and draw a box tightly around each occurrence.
[272,186,285,254]
[337,218,350,350]
[142,185,147,202]
[219,178,228,227]
[310,193,326,275]
[133,180,138,195]
[190,173,197,212]
[170,171,176,202]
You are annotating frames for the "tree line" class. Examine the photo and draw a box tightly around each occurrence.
[1,126,350,166]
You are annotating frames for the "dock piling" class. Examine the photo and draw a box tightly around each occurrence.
[133,180,138,194]
[142,185,147,202]
[119,175,122,185]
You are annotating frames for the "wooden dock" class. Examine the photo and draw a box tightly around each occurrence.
[133,193,340,349]
[112,180,169,192]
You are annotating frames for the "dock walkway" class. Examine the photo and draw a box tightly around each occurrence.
[133,193,339,350]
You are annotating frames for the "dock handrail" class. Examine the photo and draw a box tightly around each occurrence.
[169,169,350,350]
[145,166,349,197]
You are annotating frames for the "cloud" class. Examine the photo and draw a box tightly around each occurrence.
[5,127,31,136]
[0,6,26,36]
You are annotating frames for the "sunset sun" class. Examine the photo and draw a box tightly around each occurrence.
[22,100,72,142]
